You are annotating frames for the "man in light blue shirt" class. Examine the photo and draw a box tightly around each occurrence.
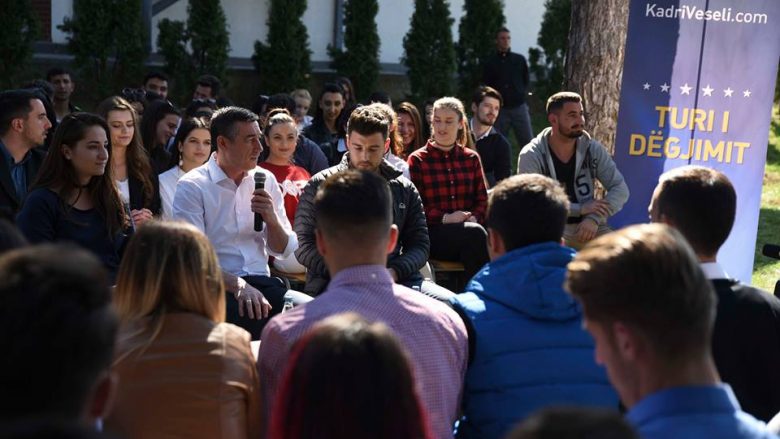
[565,223,778,439]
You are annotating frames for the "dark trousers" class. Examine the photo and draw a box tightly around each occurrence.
[225,275,312,340]
[429,222,490,281]
[496,103,534,147]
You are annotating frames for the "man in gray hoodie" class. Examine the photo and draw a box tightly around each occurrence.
[517,92,628,248]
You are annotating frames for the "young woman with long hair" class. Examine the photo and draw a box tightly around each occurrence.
[140,99,181,174]
[105,221,261,439]
[396,102,425,159]
[369,102,410,179]
[270,313,433,439]
[259,109,310,274]
[302,83,345,165]
[158,117,211,219]
[407,97,489,280]
[16,112,130,282]
[97,96,160,226]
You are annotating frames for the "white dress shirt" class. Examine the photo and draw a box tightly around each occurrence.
[173,154,297,277]
[700,261,729,280]
[158,166,184,221]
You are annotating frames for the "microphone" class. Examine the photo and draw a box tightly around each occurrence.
[762,244,780,260]
[254,171,266,232]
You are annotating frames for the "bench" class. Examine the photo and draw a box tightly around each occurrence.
[429,259,466,292]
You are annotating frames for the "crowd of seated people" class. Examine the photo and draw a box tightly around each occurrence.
[2,67,780,439]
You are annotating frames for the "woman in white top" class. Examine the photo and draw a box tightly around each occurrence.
[158,117,211,219]
[97,96,159,227]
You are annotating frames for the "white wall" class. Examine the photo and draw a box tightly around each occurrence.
[50,0,546,64]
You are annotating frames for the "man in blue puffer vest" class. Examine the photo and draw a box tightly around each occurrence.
[450,174,618,439]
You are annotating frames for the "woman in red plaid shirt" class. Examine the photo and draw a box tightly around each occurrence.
[407,97,490,281]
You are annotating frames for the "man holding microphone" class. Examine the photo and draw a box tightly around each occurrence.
[173,106,307,339]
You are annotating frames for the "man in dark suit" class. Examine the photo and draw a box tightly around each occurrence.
[0,89,52,217]
[649,165,780,422]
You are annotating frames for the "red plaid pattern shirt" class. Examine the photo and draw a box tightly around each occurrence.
[407,141,488,225]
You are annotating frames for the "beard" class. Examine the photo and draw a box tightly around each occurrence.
[477,113,495,126]
[560,123,584,139]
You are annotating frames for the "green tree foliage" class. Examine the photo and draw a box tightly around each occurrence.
[0,0,39,89]
[528,0,571,100]
[253,0,312,94]
[328,0,380,102]
[403,0,456,103]
[188,0,230,80]
[456,0,505,101]
[157,0,231,103]
[60,0,147,102]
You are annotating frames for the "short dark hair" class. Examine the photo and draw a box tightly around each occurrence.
[210,106,259,144]
[347,105,389,140]
[197,74,221,96]
[367,91,390,105]
[487,174,569,250]
[546,91,582,115]
[0,244,117,420]
[472,85,503,107]
[566,224,716,361]
[497,26,510,36]
[143,71,169,84]
[314,170,392,243]
[266,93,297,116]
[45,67,72,81]
[0,89,39,136]
[507,406,638,439]
[654,166,736,257]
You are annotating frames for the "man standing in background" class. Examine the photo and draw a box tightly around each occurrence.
[482,27,533,148]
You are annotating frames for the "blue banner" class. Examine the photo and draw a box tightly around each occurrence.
[612,0,780,282]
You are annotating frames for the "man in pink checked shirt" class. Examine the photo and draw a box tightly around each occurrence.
[257,170,468,439]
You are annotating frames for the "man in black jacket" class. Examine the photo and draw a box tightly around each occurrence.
[295,104,453,301]
[0,89,51,218]
[482,27,533,148]
[649,165,780,422]
[470,86,512,187]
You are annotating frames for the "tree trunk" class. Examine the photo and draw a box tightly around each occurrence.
[564,0,629,154]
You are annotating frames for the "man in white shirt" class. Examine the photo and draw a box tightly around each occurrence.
[173,106,304,339]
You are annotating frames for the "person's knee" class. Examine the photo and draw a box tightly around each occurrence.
[462,223,488,245]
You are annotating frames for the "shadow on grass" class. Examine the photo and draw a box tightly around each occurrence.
[754,207,780,271]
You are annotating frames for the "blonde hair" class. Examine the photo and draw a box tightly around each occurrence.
[114,221,225,327]
[290,89,312,102]
[432,97,473,148]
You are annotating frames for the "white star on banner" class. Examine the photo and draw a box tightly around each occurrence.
[724,88,734,97]
[743,89,752,98]
[660,83,670,93]
[643,82,651,90]
[702,85,714,96]
[680,83,692,95]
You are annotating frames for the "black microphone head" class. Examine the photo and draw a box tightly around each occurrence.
[254,171,266,188]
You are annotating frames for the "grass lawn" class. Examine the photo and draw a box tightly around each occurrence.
[752,105,780,292]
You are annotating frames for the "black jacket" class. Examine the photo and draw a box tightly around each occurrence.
[0,146,46,219]
[294,153,430,295]
[482,50,530,108]
[128,173,162,216]
[711,278,780,422]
